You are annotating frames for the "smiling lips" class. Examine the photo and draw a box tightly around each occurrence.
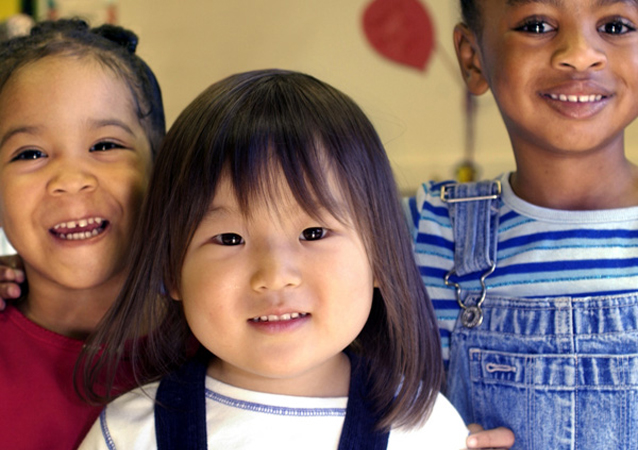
[547,93,604,103]
[250,312,309,323]
[50,217,109,240]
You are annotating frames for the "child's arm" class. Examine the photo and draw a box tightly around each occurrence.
[0,255,24,310]
[466,423,515,449]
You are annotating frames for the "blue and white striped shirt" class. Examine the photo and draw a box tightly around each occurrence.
[404,173,638,364]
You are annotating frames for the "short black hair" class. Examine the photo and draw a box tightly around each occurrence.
[461,0,482,33]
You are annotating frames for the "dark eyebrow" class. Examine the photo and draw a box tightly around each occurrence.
[0,125,40,149]
[0,119,138,151]
[88,119,136,137]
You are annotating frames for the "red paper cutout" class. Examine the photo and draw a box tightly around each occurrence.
[363,0,435,71]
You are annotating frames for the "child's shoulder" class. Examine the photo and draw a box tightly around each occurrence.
[387,393,467,449]
[78,381,160,449]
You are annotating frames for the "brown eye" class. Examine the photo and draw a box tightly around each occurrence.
[214,233,244,246]
[514,19,555,34]
[301,227,326,241]
[11,149,46,161]
[90,141,124,152]
[599,20,635,35]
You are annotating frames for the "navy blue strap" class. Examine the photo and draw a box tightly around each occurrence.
[154,352,389,449]
[155,355,208,450]
[338,353,390,450]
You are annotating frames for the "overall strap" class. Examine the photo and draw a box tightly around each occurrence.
[155,352,389,449]
[338,353,390,450]
[441,180,501,276]
[441,180,501,327]
[155,355,208,450]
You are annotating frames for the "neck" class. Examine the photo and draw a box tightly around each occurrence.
[208,352,351,397]
[17,270,122,340]
[510,140,638,210]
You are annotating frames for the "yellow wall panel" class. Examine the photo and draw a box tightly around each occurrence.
[0,0,21,21]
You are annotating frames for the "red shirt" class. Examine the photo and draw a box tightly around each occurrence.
[0,304,102,449]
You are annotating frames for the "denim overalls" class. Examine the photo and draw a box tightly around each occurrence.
[443,181,638,450]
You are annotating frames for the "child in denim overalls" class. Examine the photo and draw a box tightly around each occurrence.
[405,1,638,449]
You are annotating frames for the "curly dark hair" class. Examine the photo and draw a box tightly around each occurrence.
[0,18,165,155]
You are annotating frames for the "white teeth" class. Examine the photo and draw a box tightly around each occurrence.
[550,93,604,103]
[51,217,105,230]
[51,217,107,240]
[251,312,308,323]
[63,230,98,241]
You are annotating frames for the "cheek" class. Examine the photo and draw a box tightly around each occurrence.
[179,255,243,318]
[0,178,36,228]
[327,252,374,321]
[114,167,150,212]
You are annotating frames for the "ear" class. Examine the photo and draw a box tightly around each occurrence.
[166,282,182,301]
[453,23,489,95]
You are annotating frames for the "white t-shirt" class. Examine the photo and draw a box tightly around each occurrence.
[79,376,468,449]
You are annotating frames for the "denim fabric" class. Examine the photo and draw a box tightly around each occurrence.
[443,181,500,277]
[447,294,638,450]
[443,181,638,449]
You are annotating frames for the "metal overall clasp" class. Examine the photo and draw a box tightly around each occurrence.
[444,263,495,328]
[440,180,501,329]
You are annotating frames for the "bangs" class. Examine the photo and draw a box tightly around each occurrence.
[225,139,349,226]
[162,69,384,280]
[219,75,355,225]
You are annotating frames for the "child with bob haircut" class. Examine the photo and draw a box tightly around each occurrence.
[406,0,638,448]
[78,69,469,449]
[0,18,164,448]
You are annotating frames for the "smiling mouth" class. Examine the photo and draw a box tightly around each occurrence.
[546,93,606,103]
[250,312,309,323]
[50,217,109,240]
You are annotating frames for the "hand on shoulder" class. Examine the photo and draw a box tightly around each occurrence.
[466,423,515,449]
[0,254,24,310]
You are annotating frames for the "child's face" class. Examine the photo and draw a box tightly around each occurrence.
[174,173,375,396]
[458,0,638,155]
[0,56,152,296]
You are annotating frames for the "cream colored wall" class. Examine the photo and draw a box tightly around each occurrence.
[116,0,638,194]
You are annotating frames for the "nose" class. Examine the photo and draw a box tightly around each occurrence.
[46,159,98,195]
[250,242,302,292]
[552,27,606,72]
